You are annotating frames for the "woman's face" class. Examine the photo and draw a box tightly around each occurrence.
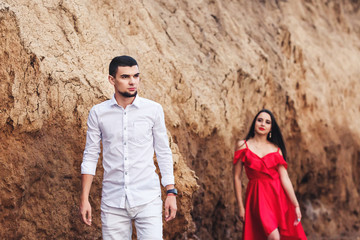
[254,112,272,136]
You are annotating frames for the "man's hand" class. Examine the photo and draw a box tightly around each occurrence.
[164,195,177,222]
[80,174,94,226]
[79,199,92,226]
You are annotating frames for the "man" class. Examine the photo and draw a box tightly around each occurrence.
[80,55,177,239]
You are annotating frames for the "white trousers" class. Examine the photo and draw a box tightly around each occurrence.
[101,196,163,240]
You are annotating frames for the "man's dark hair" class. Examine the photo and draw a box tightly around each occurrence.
[109,55,138,77]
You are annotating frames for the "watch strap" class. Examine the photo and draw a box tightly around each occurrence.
[166,188,178,195]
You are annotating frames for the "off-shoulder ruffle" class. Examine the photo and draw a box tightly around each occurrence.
[233,148,247,165]
[233,148,288,171]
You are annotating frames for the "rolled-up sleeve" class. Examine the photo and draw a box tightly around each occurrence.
[153,104,174,187]
[81,106,101,175]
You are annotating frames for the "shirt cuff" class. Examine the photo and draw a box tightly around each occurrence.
[81,162,96,175]
[161,175,175,187]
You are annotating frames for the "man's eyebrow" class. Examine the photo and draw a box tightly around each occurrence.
[120,73,140,77]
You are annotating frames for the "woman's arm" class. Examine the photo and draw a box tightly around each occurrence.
[234,161,245,221]
[233,140,246,222]
[278,165,302,225]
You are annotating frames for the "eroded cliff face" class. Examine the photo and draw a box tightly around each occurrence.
[1,0,360,239]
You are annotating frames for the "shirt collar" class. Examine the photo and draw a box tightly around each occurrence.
[110,95,118,106]
[110,94,141,109]
[131,95,141,108]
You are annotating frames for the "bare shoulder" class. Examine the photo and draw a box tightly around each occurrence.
[269,142,281,153]
[235,139,246,151]
[270,142,283,156]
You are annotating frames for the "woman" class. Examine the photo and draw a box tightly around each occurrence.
[233,109,307,240]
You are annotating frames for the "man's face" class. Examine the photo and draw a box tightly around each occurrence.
[109,65,140,98]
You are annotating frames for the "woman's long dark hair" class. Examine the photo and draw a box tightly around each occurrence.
[245,109,287,161]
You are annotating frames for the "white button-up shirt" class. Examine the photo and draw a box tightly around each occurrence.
[81,95,174,208]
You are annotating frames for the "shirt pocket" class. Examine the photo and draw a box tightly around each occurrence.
[131,121,152,144]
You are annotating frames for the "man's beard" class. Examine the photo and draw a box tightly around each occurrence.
[118,90,137,98]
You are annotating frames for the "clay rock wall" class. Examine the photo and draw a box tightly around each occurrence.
[1,0,360,239]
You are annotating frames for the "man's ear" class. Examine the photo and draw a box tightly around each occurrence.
[108,75,115,85]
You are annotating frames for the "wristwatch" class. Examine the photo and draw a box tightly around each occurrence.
[166,188,178,195]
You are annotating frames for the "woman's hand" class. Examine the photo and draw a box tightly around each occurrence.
[294,205,302,226]
[239,206,245,223]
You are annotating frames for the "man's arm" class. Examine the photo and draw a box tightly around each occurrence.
[152,104,177,221]
[80,174,94,225]
[153,104,174,186]
[80,106,101,225]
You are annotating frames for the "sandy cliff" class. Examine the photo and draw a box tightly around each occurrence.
[1,0,360,239]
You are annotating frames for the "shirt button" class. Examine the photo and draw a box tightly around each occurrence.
[125,172,128,175]
[124,127,126,130]
[124,142,127,145]
[125,157,127,160]
[125,186,127,189]
[124,112,127,115]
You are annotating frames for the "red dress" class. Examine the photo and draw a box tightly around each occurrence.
[233,141,307,240]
